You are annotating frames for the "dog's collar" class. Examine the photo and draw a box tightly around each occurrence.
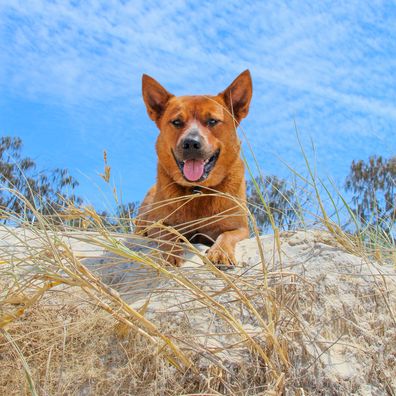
[192,186,202,194]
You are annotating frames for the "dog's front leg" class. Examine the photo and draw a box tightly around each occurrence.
[147,225,184,267]
[206,227,249,267]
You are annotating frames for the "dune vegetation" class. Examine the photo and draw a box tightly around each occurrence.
[0,135,395,395]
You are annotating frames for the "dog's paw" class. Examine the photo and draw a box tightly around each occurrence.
[163,252,183,267]
[206,245,236,270]
[159,245,183,267]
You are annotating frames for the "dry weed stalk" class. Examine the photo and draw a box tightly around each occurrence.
[0,124,395,394]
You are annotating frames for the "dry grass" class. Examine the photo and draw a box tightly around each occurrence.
[0,136,395,395]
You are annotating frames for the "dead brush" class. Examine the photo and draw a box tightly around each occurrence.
[0,187,292,394]
[0,134,395,394]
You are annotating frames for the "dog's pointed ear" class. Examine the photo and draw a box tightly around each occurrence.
[142,74,174,122]
[219,70,252,122]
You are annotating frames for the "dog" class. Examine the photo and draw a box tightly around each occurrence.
[136,70,252,268]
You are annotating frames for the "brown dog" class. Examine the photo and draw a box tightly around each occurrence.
[136,70,252,267]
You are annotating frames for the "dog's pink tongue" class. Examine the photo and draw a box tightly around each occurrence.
[183,159,205,181]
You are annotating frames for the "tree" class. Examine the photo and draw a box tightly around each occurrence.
[345,155,395,232]
[98,201,140,232]
[0,136,82,223]
[246,175,308,232]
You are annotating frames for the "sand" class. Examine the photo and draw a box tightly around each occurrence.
[0,226,395,395]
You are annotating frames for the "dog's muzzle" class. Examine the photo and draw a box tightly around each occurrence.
[172,148,220,183]
[173,130,220,182]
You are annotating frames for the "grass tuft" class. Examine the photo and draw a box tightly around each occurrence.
[0,128,395,394]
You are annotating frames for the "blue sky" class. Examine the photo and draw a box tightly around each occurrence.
[0,1,395,210]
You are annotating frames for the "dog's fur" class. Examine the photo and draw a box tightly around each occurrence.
[136,70,252,267]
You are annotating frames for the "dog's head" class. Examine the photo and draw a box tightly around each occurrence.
[142,70,252,187]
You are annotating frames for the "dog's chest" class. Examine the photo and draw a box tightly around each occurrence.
[164,192,240,230]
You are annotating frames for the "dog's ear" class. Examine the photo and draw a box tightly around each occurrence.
[219,70,252,122]
[142,74,174,123]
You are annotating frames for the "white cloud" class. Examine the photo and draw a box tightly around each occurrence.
[0,0,395,200]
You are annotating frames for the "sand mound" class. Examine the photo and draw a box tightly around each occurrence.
[1,228,395,395]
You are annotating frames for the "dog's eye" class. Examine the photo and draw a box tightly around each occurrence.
[171,119,183,128]
[207,118,219,127]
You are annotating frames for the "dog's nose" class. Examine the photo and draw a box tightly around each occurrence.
[180,134,205,158]
[182,136,202,151]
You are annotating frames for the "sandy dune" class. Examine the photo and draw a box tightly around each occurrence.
[1,226,395,394]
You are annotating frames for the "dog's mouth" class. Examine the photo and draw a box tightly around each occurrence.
[172,149,220,182]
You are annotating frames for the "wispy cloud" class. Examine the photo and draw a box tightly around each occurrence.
[0,0,395,203]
